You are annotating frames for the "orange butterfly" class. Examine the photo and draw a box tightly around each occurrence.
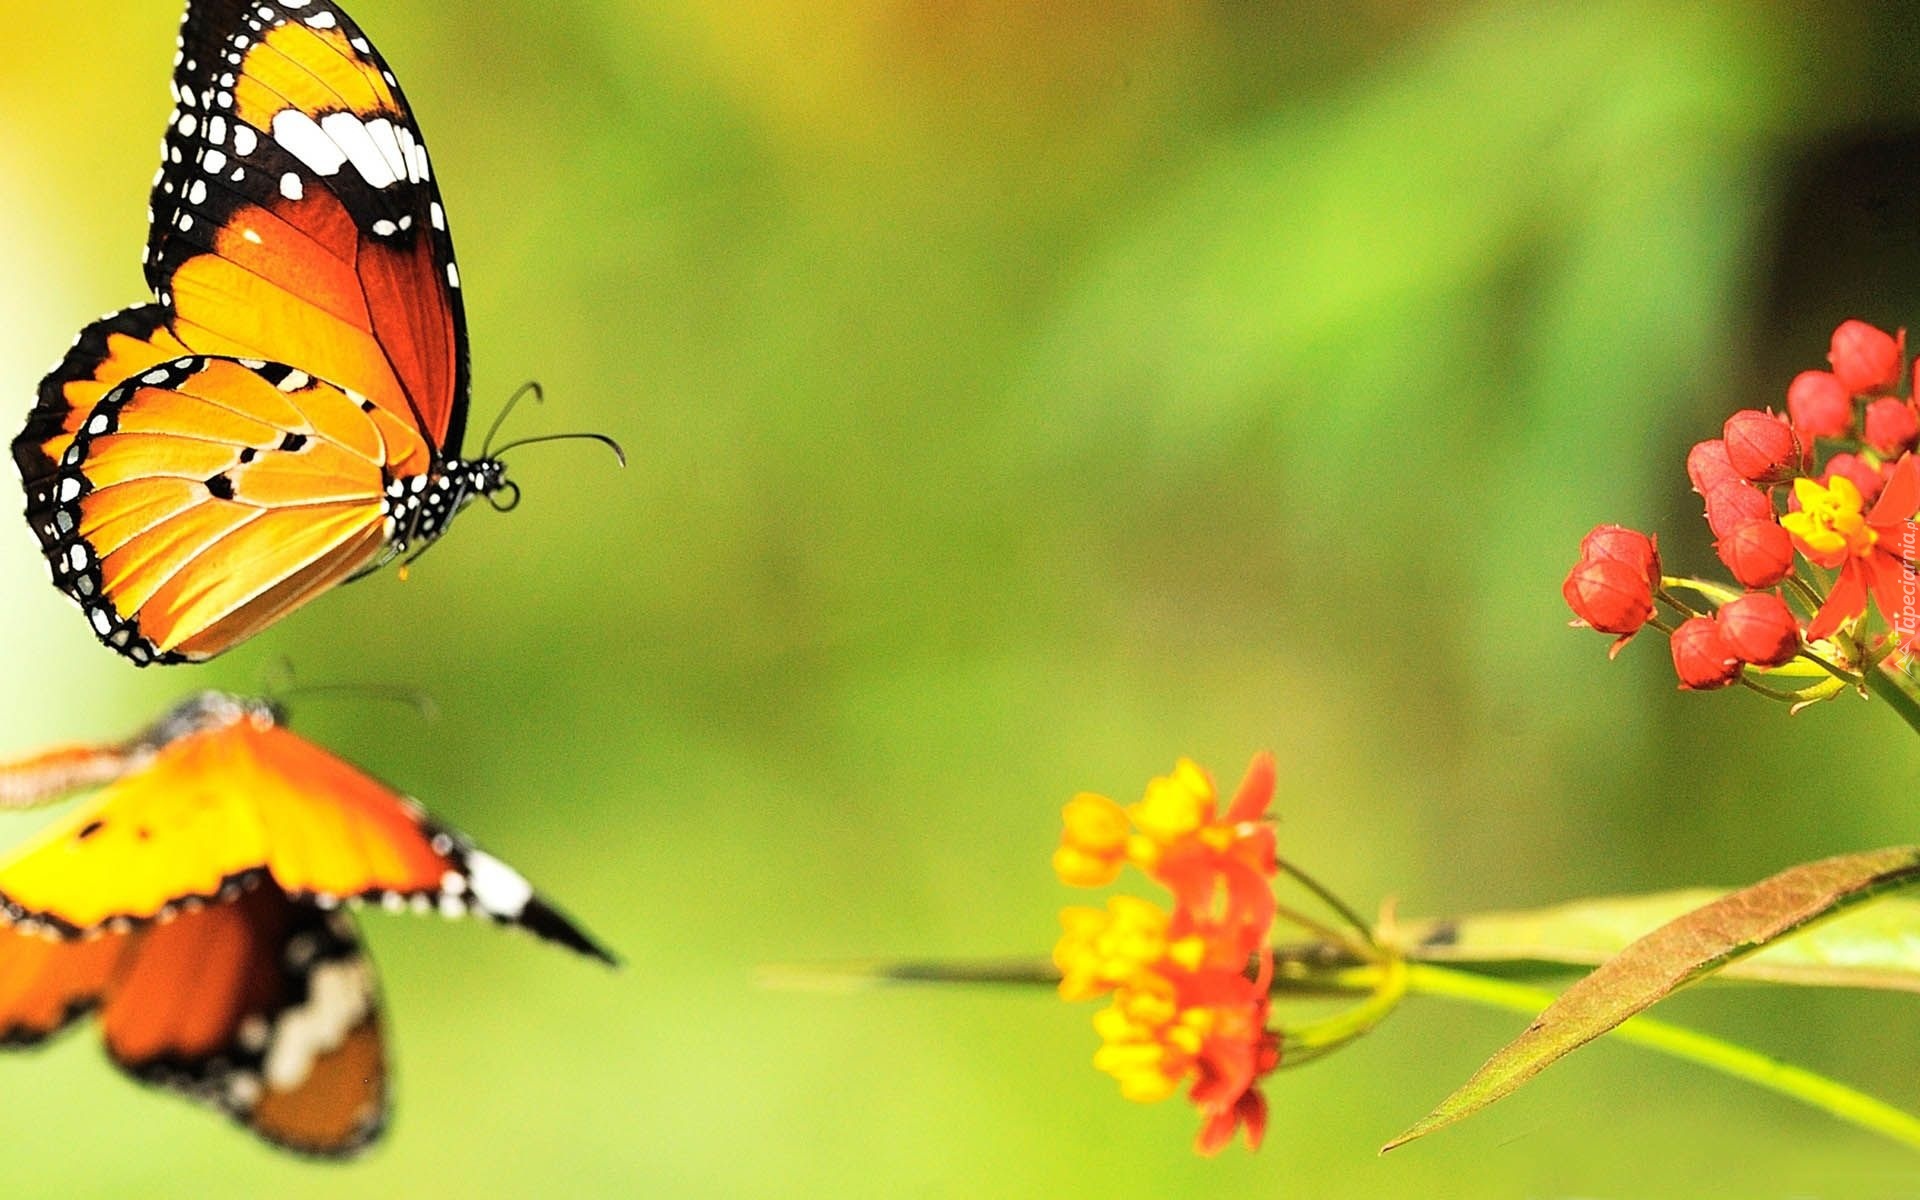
[0,691,613,1156]
[13,1,613,666]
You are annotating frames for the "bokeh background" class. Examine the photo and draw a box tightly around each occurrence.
[3,1,1920,1195]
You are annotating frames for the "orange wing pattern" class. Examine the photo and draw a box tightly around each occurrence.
[21,355,432,664]
[0,693,613,963]
[150,0,470,448]
[16,306,191,488]
[0,691,612,1155]
[14,1,510,665]
[0,882,386,1158]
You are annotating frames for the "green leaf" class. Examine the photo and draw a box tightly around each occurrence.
[1383,845,1920,1152]
[1401,886,1920,992]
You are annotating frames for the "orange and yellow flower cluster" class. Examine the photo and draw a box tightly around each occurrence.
[1052,754,1281,1154]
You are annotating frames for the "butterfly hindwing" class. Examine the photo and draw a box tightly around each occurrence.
[152,0,469,450]
[0,882,386,1157]
[102,883,386,1158]
[15,305,191,493]
[0,926,119,1047]
[24,356,422,663]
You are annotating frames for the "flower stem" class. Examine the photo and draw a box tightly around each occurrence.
[1282,957,1409,1057]
[1275,856,1378,947]
[1784,573,1826,617]
[1272,901,1378,963]
[1864,659,1920,738]
[1661,576,1742,607]
[1398,962,1920,1152]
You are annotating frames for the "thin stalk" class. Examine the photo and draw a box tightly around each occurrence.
[1799,645,1864,687]
[1276,856,1377,947]
[1399,962,1920,1153]
[1735,675,1805,703]
[1783,573,1826,617]
[1281,958,1409,1056]
[1661,576,1742,607]
[1272,901,1378,963]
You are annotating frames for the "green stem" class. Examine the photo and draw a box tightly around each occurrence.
[1272,901,1377,963]
[1400,963,1920,1152]
[1275,856,1379,947]
[1783,573,1826,617]
[1797,645,1862,686]
[1864,660,1920,738]
[1282,959,1409,1055]
[1660,576,1742,607]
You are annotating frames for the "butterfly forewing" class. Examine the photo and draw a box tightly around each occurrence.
[0,709,615,964]
[151,0,470,449]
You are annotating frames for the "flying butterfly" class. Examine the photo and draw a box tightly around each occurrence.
[0,691,615,1157]
[14,0,619,665]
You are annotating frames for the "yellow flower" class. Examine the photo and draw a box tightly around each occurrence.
[1781,475,1876,566]
[1053,895,1170,1001]
[1052,792,1130,887]
[1125,758,1215,869]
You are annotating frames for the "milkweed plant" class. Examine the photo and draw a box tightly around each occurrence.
[781,317,1920,1158]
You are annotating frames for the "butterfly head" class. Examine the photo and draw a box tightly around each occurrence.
[136,691,280,754]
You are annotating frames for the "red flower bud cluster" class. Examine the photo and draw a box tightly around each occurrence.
[1566,318,1920,706]
[1686,434,1791,588]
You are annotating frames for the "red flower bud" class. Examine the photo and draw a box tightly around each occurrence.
[1670,616,1741,690]
[1714,592,1800,667]
[1564,558,1654,637]
[1702,479,1773,538]
[1578,524,1660,588]
[1687,439,1742,496]
[1829,319,1904,394]
[1714,519,1793,589]
[1721,409,1804,483]
[1786,370,1853,439]
[1864,397,1920,457]
[1824,452,1886,506]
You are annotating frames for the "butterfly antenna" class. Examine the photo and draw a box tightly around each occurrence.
[491,431,628,468]
[259,655,299,697]
[275,683,440,725]
[487,479,523,513]
[481,380,545,459]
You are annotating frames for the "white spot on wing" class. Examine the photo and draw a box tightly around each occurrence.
[464,850,533,918]
[318,112,397,188]
[271,110,345,176]
[262,957,372,1091]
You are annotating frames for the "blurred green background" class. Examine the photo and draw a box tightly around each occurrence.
[3,0,1920,1194]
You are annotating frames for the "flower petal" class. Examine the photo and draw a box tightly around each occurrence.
[1871,453,1920,523]
[1225,752,1276,823]
[1808,560,1869,640]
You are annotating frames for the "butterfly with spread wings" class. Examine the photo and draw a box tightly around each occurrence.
[0,691,615,1157]
[13,0,584,666]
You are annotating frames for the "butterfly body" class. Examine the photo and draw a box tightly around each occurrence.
[16,1,500,664]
